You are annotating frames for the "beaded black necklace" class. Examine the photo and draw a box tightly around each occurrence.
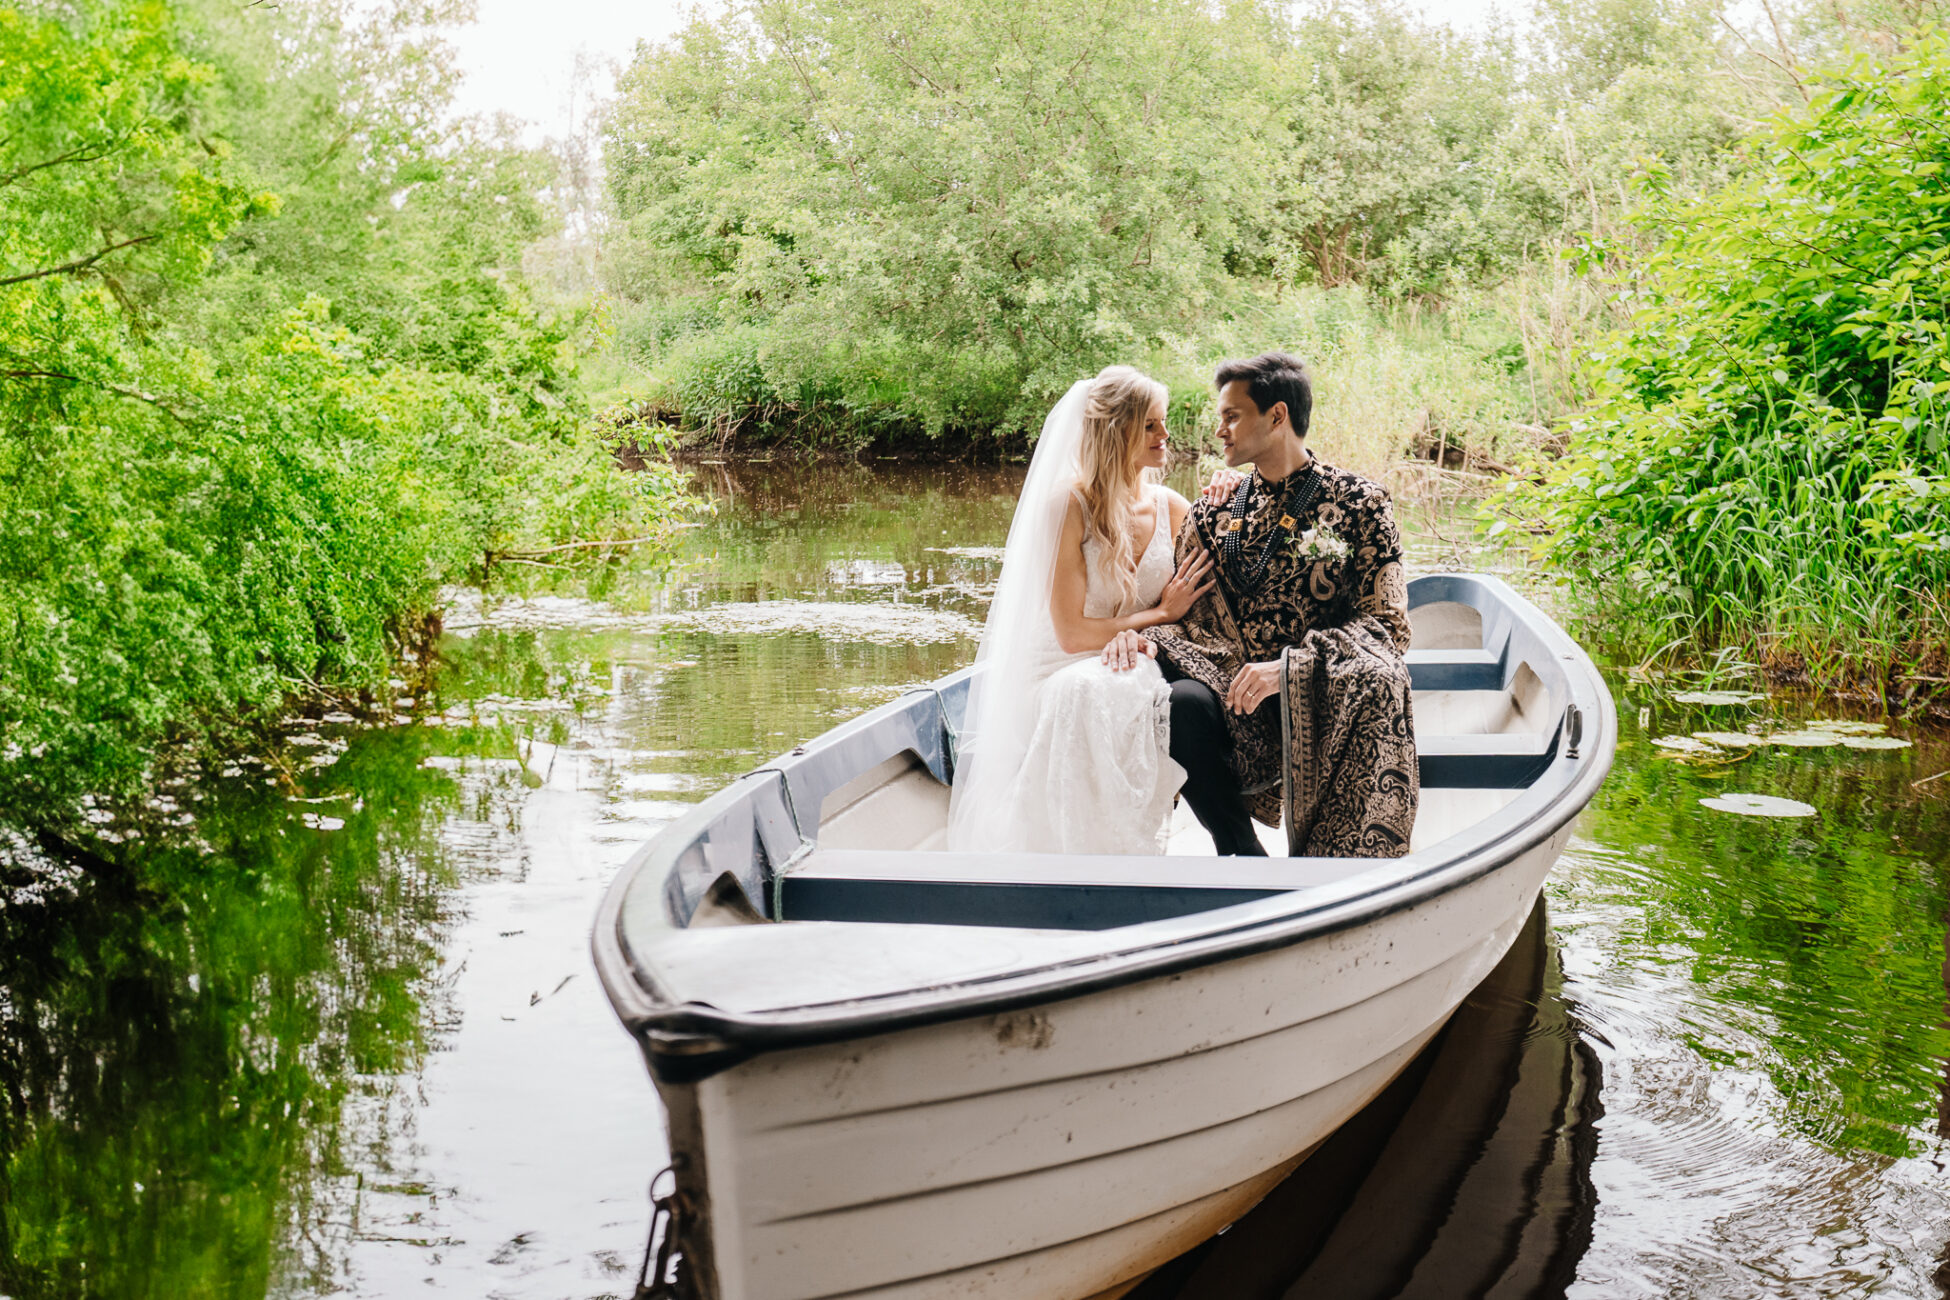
[1216,461,1323,595]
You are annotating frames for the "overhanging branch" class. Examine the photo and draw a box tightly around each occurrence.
[2,367,192,423]
[0,234,160,287]
[0,140,119,189]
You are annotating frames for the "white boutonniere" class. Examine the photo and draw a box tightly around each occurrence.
[1292,523,1350,562]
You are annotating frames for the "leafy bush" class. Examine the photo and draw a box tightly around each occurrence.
[1508,31,1950,666]
[0,1,690,830]
[603,0,1278,436]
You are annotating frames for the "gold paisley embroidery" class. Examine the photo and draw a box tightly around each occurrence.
[1149,459,1414,833]
[1371,560,1408,609]
[1365,560,1412,653]
[1309,561,1338,602]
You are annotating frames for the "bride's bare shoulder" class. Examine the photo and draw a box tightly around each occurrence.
[1049,484,1087,535]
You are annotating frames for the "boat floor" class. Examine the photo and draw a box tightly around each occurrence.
[1164,787,1521,858]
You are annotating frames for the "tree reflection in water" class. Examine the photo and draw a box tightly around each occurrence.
[0,733,473,1299]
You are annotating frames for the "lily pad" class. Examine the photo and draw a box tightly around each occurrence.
[1653,735,1722,754]
[1804,719,1888,736]
[1694,731,1764,748]
[1764,731,1843,747]
[1699,793,1817,818]
[1671,690,1765,705]
[1838,734,1912,750]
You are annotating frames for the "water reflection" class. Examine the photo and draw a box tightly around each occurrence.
[1552,698,1950,1298]
[0,735,462,1298]
[1,458,1947,1298]
[1566,698,1950,1159]
[1132,900,1601,1300]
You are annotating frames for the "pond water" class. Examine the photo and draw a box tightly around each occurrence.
[2,460,1947,1299]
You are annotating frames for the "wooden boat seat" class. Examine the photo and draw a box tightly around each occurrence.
[776,848,1377,930]
[789,712,1561,931]
[1418,728,1558,788]
[1406,647,1505,692]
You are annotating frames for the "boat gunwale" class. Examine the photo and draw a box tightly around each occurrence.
[591,574,1616,1080]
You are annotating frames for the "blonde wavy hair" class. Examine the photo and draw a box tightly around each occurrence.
[1076,364,1169,607]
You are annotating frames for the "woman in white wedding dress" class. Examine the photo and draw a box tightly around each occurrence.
[946,366,1215,855]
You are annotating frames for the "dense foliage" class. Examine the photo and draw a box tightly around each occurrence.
[595,0,1760,444]
[1510,31,1950,672]
[0,0,686,831]
[603,0,1280,435]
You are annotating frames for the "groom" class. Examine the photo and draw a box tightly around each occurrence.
[1106,352,1418,857]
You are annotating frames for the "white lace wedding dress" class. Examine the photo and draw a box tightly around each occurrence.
[989,484,1188,855]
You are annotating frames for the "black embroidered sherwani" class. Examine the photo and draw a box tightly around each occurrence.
[1148,459,1419,857]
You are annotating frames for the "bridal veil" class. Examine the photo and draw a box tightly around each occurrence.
[944,378,1093,853]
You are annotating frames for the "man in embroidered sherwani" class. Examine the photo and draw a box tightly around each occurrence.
[1104,352,1418,857]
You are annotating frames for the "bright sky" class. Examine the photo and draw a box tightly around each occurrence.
[448,0,1520,143]
[445,0,691,141]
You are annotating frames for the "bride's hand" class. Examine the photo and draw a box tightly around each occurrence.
[1155,549,1216,621]
[1200,467,1246,504]
[1101,629,1155,672]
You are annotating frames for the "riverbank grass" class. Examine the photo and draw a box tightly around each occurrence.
[1499,35,1950,706]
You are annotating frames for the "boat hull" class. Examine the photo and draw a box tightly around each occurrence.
[663,825,1567,1300]
[597,574,1617,1300]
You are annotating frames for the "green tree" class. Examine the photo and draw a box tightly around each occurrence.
[0,0,688,831]
[603,0,1279,435]
[1258,2,1520,293]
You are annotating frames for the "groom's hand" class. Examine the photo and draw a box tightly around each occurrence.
[1225,660,1282,714]
[1101,629,1156,672]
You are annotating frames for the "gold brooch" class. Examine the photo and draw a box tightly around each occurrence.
[1226,518,1244,533]
[1278,515,1295,530]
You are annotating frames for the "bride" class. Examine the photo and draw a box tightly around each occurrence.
[946,366,1215,855]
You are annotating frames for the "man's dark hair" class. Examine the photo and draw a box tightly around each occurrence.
[1215,352,1313,439]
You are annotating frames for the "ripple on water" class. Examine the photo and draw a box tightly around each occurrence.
[1554,844,1950,1300]
[439,587,980,647]
[660,600,980,646]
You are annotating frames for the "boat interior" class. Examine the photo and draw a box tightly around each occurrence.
[641,575,1586,940]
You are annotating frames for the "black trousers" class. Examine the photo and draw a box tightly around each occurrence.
[1160,660,1267,856]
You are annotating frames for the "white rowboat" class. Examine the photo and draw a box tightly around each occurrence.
[592,573,1616,1300]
